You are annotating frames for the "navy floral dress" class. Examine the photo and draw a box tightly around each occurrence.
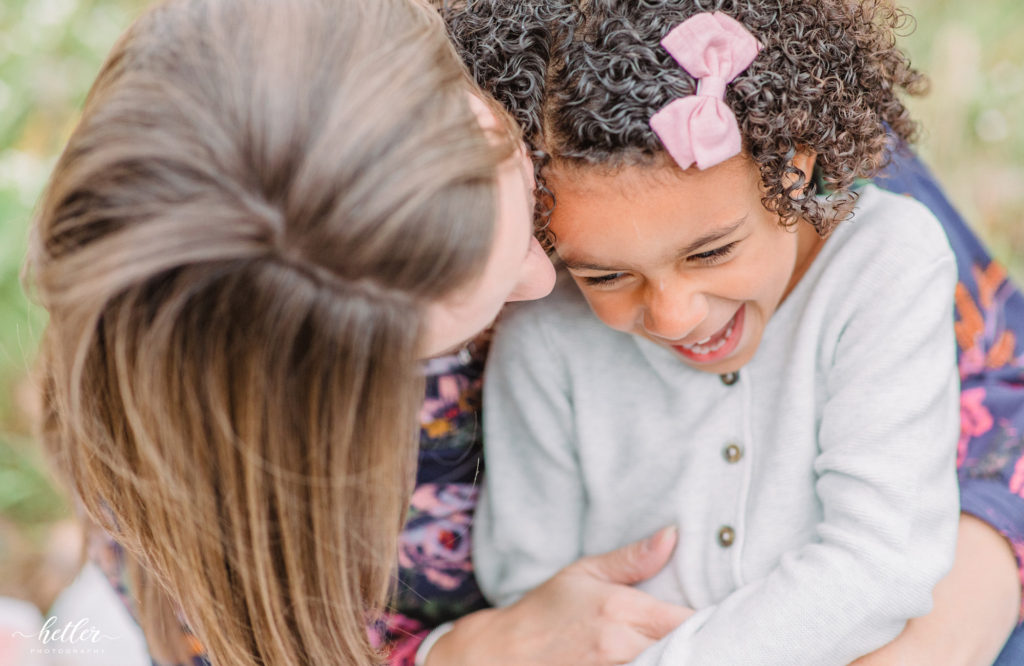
[367,340,493,664]
[92,150,1024,665]
[877,153,1024,664]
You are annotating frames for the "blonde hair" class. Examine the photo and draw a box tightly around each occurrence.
[26,0,513,663]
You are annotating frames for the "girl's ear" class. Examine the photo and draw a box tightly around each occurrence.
[791,149,818,183]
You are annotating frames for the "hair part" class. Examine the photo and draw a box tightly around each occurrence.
[446,0,927,237]
[28,0,513,663]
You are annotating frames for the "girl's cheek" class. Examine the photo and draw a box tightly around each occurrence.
[585,293,637,333]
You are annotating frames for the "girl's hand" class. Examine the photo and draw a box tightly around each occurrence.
[425,527,693,665]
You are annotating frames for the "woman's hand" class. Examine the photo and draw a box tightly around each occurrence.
[425,527,693,665]
[849,513,1020,665]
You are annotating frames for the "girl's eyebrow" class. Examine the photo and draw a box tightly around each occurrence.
[562,258,617,271]
[561,216,748,271]
[675,216,747,258]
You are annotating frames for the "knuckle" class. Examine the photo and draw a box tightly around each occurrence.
[597,589,630,622]
[595,629,622,661]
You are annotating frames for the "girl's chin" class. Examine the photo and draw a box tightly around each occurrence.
[683,356,747,375]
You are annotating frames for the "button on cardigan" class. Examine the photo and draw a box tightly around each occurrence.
[476,186,961,665]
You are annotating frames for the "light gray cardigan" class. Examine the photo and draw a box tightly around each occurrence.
[476,185,961,665]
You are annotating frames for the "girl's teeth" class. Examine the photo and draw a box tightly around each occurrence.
[684,321,735,355]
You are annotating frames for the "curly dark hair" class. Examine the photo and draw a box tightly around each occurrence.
[445,0,927,236]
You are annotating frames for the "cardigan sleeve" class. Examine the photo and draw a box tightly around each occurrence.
[473,302,586,606]
[630,230,961,665]
[877,151,1024,624]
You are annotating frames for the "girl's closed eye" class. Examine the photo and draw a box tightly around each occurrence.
[690,241,739,266]
[581,272,626,286]
[578,241,740,285]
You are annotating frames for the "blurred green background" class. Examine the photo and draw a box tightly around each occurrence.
[0,0,1022,612]
[0,0,149,610]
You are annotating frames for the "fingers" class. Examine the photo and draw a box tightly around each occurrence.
[589,594,693,663]
[632,596,695,639]
[574,526,678,585]
[595,625,660,665]
[593,584,694,641]
[516,529,690,665]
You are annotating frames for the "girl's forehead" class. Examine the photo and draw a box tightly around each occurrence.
[546,161,672,193]
[546,157,762,222]
[546,163,765,264]
[548,155,758,191]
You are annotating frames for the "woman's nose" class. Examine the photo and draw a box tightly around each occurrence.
[507,236,556,302]
[641,279,707,341]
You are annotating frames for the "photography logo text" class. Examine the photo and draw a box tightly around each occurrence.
[11,615,120,656]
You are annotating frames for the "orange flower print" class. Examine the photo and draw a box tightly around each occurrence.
[954,282,984,353]
[973,261,1007,310]
[987,330,1017,369]
[954,260,1021,375]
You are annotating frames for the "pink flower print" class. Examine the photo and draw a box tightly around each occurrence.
[958,346,986,381]
[409,483,478,517]
[398,484,479,591]
[958,387,994,466]
[368,612,426,665]
[419,372,473,425]
[385,636,422,666]
[1010,455,1024,498]
[436,375,464,405]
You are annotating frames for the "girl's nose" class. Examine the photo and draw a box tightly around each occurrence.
[641,279,707,341]
[507,236,556,302]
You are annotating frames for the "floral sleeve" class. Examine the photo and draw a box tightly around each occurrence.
[86,523,209,666]
[372,335,493,664]
[876,150,1024,660]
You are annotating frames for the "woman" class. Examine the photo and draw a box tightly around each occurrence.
[27,0,553,664]
[61,1,1024,665]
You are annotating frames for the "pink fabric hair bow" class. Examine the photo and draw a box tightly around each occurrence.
[649,12,762,171]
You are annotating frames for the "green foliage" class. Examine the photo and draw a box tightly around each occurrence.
[901,0,1024,283]
[1,0,147,529]
[0,0,1021,536]
[0,432,67,525]
[0,0,143,417]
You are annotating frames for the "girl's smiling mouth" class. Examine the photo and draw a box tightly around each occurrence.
[672,304,745,363]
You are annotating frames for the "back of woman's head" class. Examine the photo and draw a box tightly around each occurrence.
[27,0,510,663]
[447,0,926,235]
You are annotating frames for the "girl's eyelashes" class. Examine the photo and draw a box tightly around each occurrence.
[581,272,625,286]
[690,241,739,265]
[577,240,740,285]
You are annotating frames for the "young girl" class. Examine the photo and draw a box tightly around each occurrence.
[455,1,962,663]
